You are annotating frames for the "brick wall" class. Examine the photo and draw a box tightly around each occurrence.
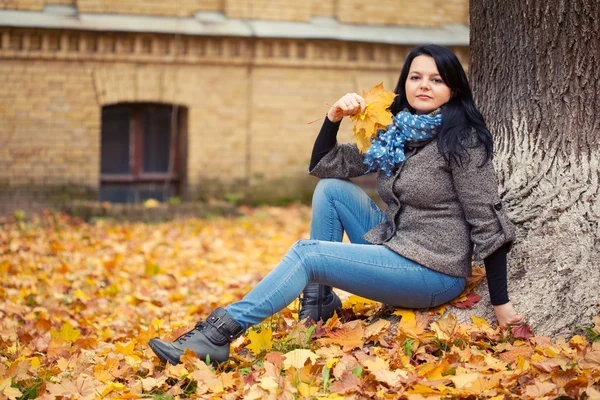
[336,0,469,27]
[0,0,44,11]
[0,60,99,187]
[1,0,468,26]
[76,0,222,17]
[0,27,469,213]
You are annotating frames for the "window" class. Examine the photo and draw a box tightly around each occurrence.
[100,103,187,203]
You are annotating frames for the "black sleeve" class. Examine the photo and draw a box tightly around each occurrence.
[483,244,510,306]
[309,116,342,170]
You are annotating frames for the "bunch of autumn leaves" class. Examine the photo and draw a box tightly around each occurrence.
[348,83,397,152]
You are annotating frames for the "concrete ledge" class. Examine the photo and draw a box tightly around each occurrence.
[63,200,239,222]
[0,9,469,46]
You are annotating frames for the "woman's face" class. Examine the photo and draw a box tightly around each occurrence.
[405,55,452,114]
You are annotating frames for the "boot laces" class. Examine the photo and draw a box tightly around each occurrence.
[175,323,204,343]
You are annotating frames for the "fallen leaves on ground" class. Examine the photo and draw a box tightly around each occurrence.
[1,206,599,399]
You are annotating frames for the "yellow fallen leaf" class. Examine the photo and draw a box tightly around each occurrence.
[570,335,588,346]
[407,384,439,395]
[74,289,89,302]
[362,356,388,372]
[245,325,273,356]
[56,358,69,372]
[298,382,319,397]
[326,358,339,369]
[3,386,23,400]
[372,369,406,387]
[115,340,138,357]
[430,313,457,341]
[344,295,379,314]
[100,381,126,397]
[29,357,41,370]
[50,322,81,343]
[449,372,479,389]
[484,354,509,371]
[394,309,416,329]
[425,364,446,381]
[516,356,530,371]
[316,345,344,360]
[141,376,168,391]
[0,379,11,391]
[282,349,319,370]
[471,315,491,329]
[258,376,279,391]
[524,381,557,397]
[364,319,390,340]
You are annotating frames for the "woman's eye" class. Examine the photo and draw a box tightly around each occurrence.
[410,76,420,80]
[432,78,444,83]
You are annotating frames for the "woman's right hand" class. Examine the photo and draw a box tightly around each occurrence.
[327,93,366,123]
[493,302,525,329]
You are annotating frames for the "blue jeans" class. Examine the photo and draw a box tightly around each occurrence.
[226,179,466,330]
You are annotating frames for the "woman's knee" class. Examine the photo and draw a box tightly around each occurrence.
[313,178,355,204]
[289,239,322,264]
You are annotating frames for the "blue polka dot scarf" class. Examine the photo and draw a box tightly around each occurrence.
[363,110,442,176]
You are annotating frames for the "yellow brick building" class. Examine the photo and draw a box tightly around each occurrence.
[0,1,469,214]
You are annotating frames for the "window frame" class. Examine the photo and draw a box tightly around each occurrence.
[100,103,186,203]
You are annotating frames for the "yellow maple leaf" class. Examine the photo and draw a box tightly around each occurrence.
[407,384,440,395]
[29,357,41,370]
[394,309,416,329]
[349,82,397,152]
[282,349,319,370]
[0,379,23,400]
[344,295,379,315]
[516,356,530,371]
[245,324,273,356]
[430,313,457,341]
[470,315,491,329]
[50,322,81,343]
[449,372,480,390]
[116,340,140,358]
[100,382,126,397]
[298,382,319,397]
[3,387,23,400]
[325,358,339,369]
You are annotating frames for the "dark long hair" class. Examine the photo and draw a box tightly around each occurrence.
[389,44,493,165]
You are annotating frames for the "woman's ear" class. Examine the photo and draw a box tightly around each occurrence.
[451,90,457,98]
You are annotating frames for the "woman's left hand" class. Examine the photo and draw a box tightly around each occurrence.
[493,302,525,329]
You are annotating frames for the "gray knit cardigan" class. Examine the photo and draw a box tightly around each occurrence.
[308,137,516,278]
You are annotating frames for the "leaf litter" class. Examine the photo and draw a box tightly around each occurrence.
[0,207,599,399]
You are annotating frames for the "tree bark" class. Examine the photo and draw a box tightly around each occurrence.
[466,0,600,336]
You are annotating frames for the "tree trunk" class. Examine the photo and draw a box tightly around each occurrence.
[465,0,600,337]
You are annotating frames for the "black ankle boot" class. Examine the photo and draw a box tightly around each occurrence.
[148,307,244,365]
[298,283,342,323]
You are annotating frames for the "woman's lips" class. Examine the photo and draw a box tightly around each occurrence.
[417,95,432,100]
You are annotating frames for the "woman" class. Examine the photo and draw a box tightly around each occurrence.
[148,44,524,366]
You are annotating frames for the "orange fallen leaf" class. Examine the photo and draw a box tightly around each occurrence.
[524,380,557,397]
[318,320,365,350]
